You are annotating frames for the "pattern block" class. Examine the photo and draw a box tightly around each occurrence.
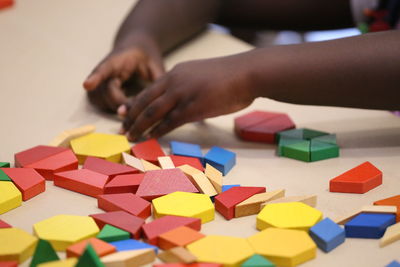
[48,124,95,147]
[380,221,400,247]
[30,239,59,267]
[158,226,205,250]
[204,146,236,176]
[204,164,222,194]
[131,139,165,164]
[309,218,345,253]
[0,261,18,267]
[104,173,144,194]
[235,189,285,218]
[110,239,158,253]
[170,141,203,164]
[170,155,204,172]
[101,249,156,267]
[97,193,151,219]
[83,157,138,178]
[97,224,130,243]
[0,228,38,263]
[178,165,217,197]
[241,254,275,267]
[1,168,45,201]
[329,161,382,194]
[14,145,67,168]
[0,182,22,214]
[0,220,12,228]
[374,194,400,222]
[66,238,115,258]
[75,244,104,267]
[0,170,11,181]
[36,258,77,267]
[0,162,10,168]
[386,261,400,267]
[345,213,396,238]
[158,247,197,264]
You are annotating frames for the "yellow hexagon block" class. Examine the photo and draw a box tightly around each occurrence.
[0,228,38,263]
[153,192,215,224]
[248,228,316,267]
[70,133,130,164]
[0,181,22,214]
[256,202,322,231]
[38,258,78,267]
[33,215,99,251]
[187,235,254,267]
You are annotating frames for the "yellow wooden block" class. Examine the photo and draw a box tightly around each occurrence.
[0,228,38,263]
[248,228,316,267]
[122,153,145,172]
[33,215,100,251]
[178,165,217,197]
[205,164,223,194]
[37,258,78,267]
[158,156,175,169]
[235,189,285,218]
[257,202,322,231]
[158,247,197,264]
[0,181,22,214]
[153,192,214,224]
[101,248,156,267]
[261,195,317,208]
[141,159,161,171]
[334,205,397,225]
[70,133,130,164]
[48,124,96,147]
[380,221,400,247]
[187,235,254,267]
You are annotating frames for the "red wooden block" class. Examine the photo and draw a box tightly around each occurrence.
[25,149,78,180]
[214,186,266,220]
[154,265,186,267]
[170,155,204,172]
[97,193,151,219]
[0,262,18,267]
[235,111,281,131]
[83,157,139,179]
[104,173,144,194]
[154,264,221,267]
[0,168,45,201]
[0,0,13,10]
[131,139,165,164]
[14,145,67,168]
[158,226,205,250]
[329,161,382,194]
[90,211,145,239]
[142,215,201,245]
[136,169,198,201]
[374,195,400,222]
[54,169,109,197]
[0,220,11,228]
[66,237,116,258]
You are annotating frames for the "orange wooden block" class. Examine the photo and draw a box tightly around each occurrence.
[158,226,205,250]
[374,195,400,222]
[66,237,116,258]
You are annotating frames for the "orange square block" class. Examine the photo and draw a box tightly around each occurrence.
[374,195,400,222]
[158,226,205,250]
[66,237,116,258]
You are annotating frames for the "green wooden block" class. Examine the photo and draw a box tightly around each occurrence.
[282,140,310,162]
[97,224,130,243]
[312,134,337,145]
[242,254,275,267]
[0,162,10,168]
[76,244,105,267]
[302,128,329,140]
[29,239,59,267]
[277,138,304,156]
[0,169,11,181]
[310,140,339,162]
[276,129,303,142]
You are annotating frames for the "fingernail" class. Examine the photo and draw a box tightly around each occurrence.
[117,105,127,116]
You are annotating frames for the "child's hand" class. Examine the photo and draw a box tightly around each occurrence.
[119,54,256,141]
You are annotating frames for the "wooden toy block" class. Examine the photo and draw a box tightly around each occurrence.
[281,141,311,162]
[90,211,145,240]
[97,224,130,243]
[48,124,96,147]
[122,153,145,172]
[158,226,205,250]
[0,228,38,263]
[204,146,236,176]
[309,218,345,253]
[334,205,397,225]
[0,162,10,168]
[0,0,13,9]
[153,192,215,224]
[302,128,330,139]
[158,247,197,264]
[330,161,382,194]
[75,244,105,267]
[222,184,240,192]
[170,155,204,172]
[142,215,201,245]
[235,189,285,218]
[310,140,339,162]
[247,228,316,267]
[0,170,11,181]
[241,254,275,267]
[374,194,400,221]
[386,261,400,267]
[178,165,217,197]
[312,134,337,145]
[262,195,317,208]
[29,239,59,267]
[170,141,203,164]
[98,193,151,219]
[153,264,222,267]
[0,220,11,228]
[1,168,45,201]
[214,186,266,220]
[187,235,254,267]
[71,133,131,164]
[277,138,304,157]
[36,258,77,267]
[345,213,396,238]
[66,238,115,258]
[0,261,18,267]
[136,169,198,201]
[257,202,322,231]
[131,139,165,164]
[33,215,99,251]
[276,129,304,142]
[204,164,222,194]
[104,173,144,194]
[235,111,281,131]
[101,248,156,267]
[380,222,400,247]
[0,182,22,214]
[83,157,139,179]
[158,156,175,169]
[53,169,109,197]
[14,145,67,168]
[110,239,158,253]
[141,159,162,171]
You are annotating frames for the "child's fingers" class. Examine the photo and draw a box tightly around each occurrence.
[148,106,188,138]
[148,60,165,80]
[84,62,114,91]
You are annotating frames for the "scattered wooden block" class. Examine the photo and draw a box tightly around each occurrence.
[97,224,130,243]
[30,239,59,267]
[83,157,138,179]
[235,189,285,218]
[75,244,104,267]
[104,173,144,194]
[330,161,382,194]
[170,155,204,172]
[204,164,222,194]
[0,162,10,168]
[141,159,161,171]
[48,125,96,147]
[310,140,339,162]
[380,222,400,247]
[0,170,11,181]
[386,261,400,267]
[334,205,397,225]
[214,186,266,220]
[142,216,201,246]
[374,195,400,222]
[36,258,77,267]
[131,139,165,164]
[241,254,275,267]
[281,140,311,162]
[158,226,205,250]
[0,261,18,267]
[66,238,115,258]
[101,248,156,267]
[122,153,145,172]
[178,165,217,197]
[0,0,13,10]
[158,157,175,169]
[158,247,197,264]
[221,184,240,192]
[90,211,145,240]
[170,141,203,164]
[309,218,345,253]
[345,213,396,239]
[1,168,45,201]
[204,146,236,176]
[261,195,317,208]
[14,145,67,168]
[98,193,151,219]
[0,228,38,263]
[0,182,22,214]
[109,239,157,253]
[0,220,11,228]
[54,169,109,198]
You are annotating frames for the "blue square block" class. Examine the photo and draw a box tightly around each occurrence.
[204,146,236,175]
[345,213,396,239]
[110,239,158,253]
[222,184,241,192]
[309,218,345,252]
[170,141,203,164]
[386,261,400,267]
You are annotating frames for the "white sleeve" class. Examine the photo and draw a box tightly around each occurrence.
[351,0,379,24]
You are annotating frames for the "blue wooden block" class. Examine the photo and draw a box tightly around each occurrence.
[109,239,158,253]
[170,141,203,164]
[204,146,236,175]
[309,218,345,252]
[222,184,240,192]
[386,261,400,267]
[345,213,396,239]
